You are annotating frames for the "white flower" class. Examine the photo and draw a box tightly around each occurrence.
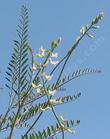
[48,89,56,96]
[39,106,50,112]
[33,63,48,71]
[32,83,43,95]
[50,99,62,105]
[32,64,37,71]
[36,84,43,95]
[37,46,46,58]
[32,63,43,71]
[51,52,58,58]
[39,107,45,112]
[45,75,52,81]
[43,60,49,67]
[36,87,41,94]
[43,72,52,81]
[37,63,45,69]
[80,26,86,35]
[37,54,44,58]
[31,82,37,89]
[39,46,45,56]
[36,84,42,95]
[49,58,59,66]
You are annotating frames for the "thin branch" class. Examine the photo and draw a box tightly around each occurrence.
[22,22,93,136]
[23,70,65,139]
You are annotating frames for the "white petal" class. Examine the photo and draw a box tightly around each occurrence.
[50,99,62,105]
[66,128,75,134]
[51,53,58,58]
[45,75,52,80]
[48,90,56,96]
[37,46,46,57]
[37,88,41,93]
[32,83,37,89]
[39,46,45,52]
[39,106,50,112]
[49,58,59,66]
[80,26,86,35]
[43,60,49,67]
[42,72,52,81]
[32,64,37,71]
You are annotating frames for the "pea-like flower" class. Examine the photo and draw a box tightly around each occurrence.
[48,89,56,96]
[43,60,49,67]
[49,58,59,66]
[80,26,86,35]
[50,99,62,105]
[31,82,38,89]
[51,52,58,58]
[43,72,52,81]
[38,106,50,112]
[37,46,46,58]
[36,87,42,95]
[32,83,43,95]
[32,64,37,71]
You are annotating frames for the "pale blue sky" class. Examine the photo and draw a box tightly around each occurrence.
[0,0,110,139]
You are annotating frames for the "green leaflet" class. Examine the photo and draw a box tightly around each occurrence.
[21,119,80,139]
[16,93,81,124]
[48,68,101,90]
[5,5,32,96]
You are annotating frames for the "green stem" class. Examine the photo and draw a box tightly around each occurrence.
[8,107,20,139]
[25,23,93,127]
[22,23,94,137]
[41,74,65,139]
[0,108,10,131]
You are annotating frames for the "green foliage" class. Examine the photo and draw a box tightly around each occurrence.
[6,5,30,95]
[15,93,81,125]
[21,119,80,139]
[0,5,104,139]
[50,68,101,90]
[5,6,34,108]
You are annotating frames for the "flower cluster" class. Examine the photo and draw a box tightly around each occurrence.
[32,82,43,96]
[32,46,59,72]
[31,44,60,98]
[30,41,77,137]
